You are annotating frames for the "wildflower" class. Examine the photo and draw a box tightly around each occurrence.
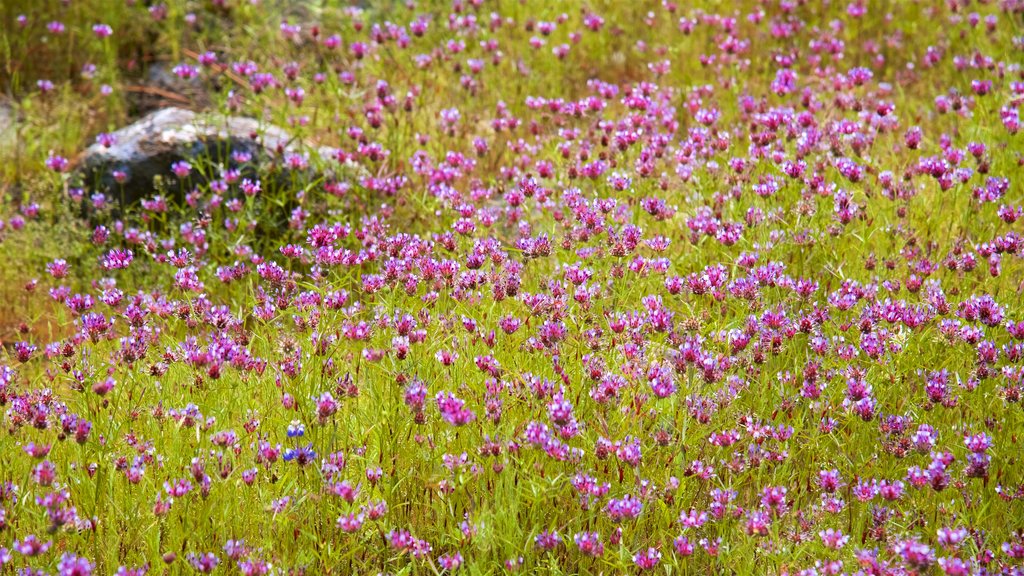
[895,539,935,570]
[286,420,305,437]
[436,391,475,425]
[605,494,643,522]
[438,552,463,571]
[337,512,365,533]
[58,553,95,576]
[315,392,338,422]
[633,547,661,570]
[673,536,694,556]
[573,532,603,557]
[47,259,69,278]
[187,553,219,574]
[46,154,69,172]
[171,161,191,178]
[172,64,200,80]
[819,528,849,550]
[937,527,968,549]
[101,249,133,270]
[282,443,316,466]
[13,535,52,556]
[535,531,561,551]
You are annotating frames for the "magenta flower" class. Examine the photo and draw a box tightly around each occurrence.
[101,248,133,270]
[92,24,113,38]
[58,552,95,576]
[171,160,191,178]
[436,391,475,425]
[45,154,69,172]
[13,535,52,557]
[633,547,661,570]
[573,532,604,557]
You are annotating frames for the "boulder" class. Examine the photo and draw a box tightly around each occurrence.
[76,107,300,206]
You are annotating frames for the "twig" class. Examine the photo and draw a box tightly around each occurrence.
[181,48,252,90]
[121,85,192,104]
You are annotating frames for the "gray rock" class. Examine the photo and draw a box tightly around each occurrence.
[76,107,371,214]
[76,107,297,205]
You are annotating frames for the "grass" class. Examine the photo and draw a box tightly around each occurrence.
[1,0,1024,574]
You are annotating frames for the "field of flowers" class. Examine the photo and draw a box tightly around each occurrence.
[1,0,1024,574]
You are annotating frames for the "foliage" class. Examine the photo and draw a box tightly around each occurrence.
[1,0,1024,574]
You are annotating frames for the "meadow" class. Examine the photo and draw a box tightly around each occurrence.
[1,0,1023,574]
